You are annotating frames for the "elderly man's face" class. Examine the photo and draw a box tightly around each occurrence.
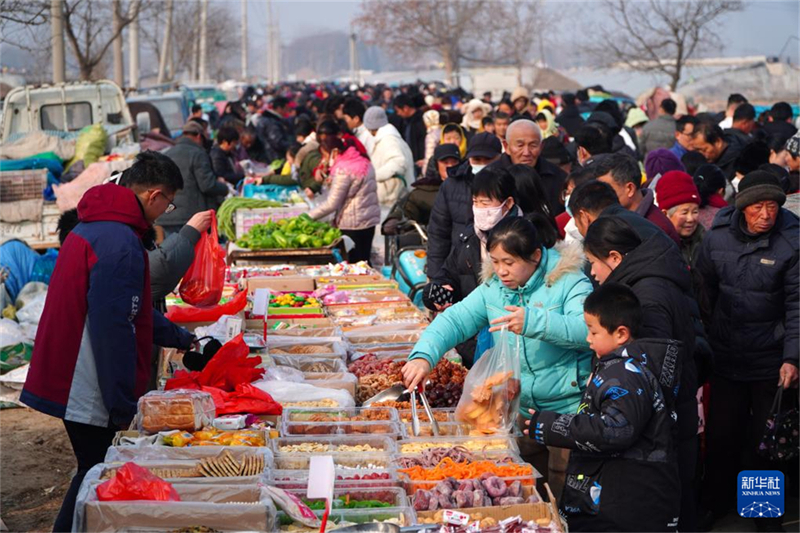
[506,124,542,167]
[743,201,779,234]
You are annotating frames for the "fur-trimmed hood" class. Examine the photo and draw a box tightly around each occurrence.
[480,240,585,287]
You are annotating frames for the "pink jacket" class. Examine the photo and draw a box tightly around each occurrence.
[309,147,381,230]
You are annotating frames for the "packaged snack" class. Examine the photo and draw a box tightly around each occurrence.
[136,390,216,434]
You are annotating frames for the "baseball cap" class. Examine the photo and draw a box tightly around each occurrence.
[182,121,207,137]
[433,143,461,162]
[466,132,502,159]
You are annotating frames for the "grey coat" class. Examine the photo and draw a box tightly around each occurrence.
[640,115,677,156]
[157,137,229,227]
[149,225,201,302]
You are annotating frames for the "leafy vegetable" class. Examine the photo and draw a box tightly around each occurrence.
[216,197,284,241]
[236,214,342,250]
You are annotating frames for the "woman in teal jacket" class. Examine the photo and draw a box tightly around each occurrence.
[402,216,593,498]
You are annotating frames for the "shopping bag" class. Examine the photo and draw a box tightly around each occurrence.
[454,326,520,435]
[179,212,225,307]
[165,334,263,392]
[165,290,247,323]
[757,385,799,462]
[96,462,181,501]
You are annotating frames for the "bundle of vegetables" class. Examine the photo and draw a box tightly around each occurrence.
[236,214,342,250]
[217,197,284,240]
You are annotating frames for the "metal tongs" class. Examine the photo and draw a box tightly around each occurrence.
[409,381,440,437]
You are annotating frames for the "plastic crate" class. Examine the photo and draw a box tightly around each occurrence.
[0,169,47,202]
[234,205,309,239]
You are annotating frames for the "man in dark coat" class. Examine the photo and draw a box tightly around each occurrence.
[555,92,585,139]
[487,119,567,216]
[691,120,742,187]
[210,126,244,185]
[695,171,799,529]
[257,96,293,163]
[762,101,798,141]
[158,122,229,236]
[425,134,502,278]
[394,94,426,175]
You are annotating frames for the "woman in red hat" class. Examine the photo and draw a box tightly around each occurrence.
[655,170,705,267]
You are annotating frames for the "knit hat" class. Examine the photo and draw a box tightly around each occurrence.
[734,170,787,210]
[511,86,530,104]
[625,108,649,129]
[785,132,800,158]
[655,170,700,211]
[645,148,685,182]
[423,109,440,128]
[363,106,388,130]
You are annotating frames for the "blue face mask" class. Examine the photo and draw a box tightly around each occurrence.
[564,194,573,217]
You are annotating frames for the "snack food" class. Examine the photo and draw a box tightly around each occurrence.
[137,390,216,434]
[100,453,266,480]
[455,371,516,434]
[162,428,266,447]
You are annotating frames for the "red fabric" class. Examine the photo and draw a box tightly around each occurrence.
[165,334,263,392]
[655,171,700,211]
[555,211,570,240]
[165,290,247,323]
[707,193,728,208]
[96,462,181,502]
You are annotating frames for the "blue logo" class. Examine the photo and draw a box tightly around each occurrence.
[604,386,629,400]
[738,471,784,518]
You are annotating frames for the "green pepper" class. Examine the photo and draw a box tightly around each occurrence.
[322,228,338,245]
[272,230,289,248]
[311,237,323,248]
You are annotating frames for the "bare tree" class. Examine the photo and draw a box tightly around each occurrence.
[354,0,496,86]
[0,0,50,52]
[593,0,743,90]
[493,0,548,86]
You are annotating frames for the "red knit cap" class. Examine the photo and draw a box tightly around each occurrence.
[655,170,700,211]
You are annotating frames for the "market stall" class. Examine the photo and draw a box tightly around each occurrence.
[70,257,565,533]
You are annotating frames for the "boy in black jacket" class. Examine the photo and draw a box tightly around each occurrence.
[525,283,681,532]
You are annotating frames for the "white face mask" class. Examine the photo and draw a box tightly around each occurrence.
[473,201,508,232]
[471,164,486,174]
[732,176,742,192]
[564,194,572,217]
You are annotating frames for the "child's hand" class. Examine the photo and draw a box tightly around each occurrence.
[522,408,537,437]
[489,306,526,334]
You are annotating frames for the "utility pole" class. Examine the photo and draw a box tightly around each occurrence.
[157,0,173,84]
[112,0,124,87]
[241,0,248,81]
[128,0,140,89]
[267,0,281,84]
[349,31,357,83]
[51,0,65,83]
[199,0,209,83]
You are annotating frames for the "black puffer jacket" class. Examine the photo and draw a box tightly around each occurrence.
[694,206,799,381]
[532,339,681,532]
[487,153,567,216]
[425,160,473,278]
[256,110,292,163]
[606,225,699,440]
[556,105,585,138]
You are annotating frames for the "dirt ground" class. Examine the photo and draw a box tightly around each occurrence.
[1,408,74,533]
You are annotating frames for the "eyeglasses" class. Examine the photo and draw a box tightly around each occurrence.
[152,189,176,214]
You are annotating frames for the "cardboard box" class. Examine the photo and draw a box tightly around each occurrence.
[246,276,315,294]
[84,484,275,532]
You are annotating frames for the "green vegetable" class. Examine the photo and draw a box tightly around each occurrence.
[216,197,283,241]
[235,215,341,250]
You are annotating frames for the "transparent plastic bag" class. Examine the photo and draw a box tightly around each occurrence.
[270,354,348,373]
[135,389,216,434]
[454,327,521,435]
[179,211,225,307]
[253,380,355,408]
[262,366,306,382]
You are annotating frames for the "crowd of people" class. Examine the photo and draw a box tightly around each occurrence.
[16,79,799,533]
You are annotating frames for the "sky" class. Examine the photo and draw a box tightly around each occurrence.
[254,0,799,63]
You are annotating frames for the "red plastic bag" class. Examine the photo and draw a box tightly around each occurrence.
[165,334,263,392]
[166,290,247,323]
[96,462,181,502]
[217,383,283,415]
[179,212,225,307]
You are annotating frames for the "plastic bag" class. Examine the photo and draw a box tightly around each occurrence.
[165,334,263,392]
[179,212,225,307]
[16,291,47,326]
[262,366,306,382]
[96,462,181,502]
[65,124,107,172]
[253,380,355,408]
[166,290,247,323]
[136,389,216,434]
[758,385,799,462]
[454,327,521,435]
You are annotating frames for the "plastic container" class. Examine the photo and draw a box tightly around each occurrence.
[135,389,216,434]
[399,462,538,493]
[398,435,520,455]
[287,486,409,509]
[273,451,393,470]
[93,457,270,484]
[104,445,274,467]
[270,354,348,373]
[397,408,455,423]
[282,407,399,423]
[271,435,398,454]
[270,467,401,490]
[401,421,472,437]
[276,506,416,532]
[281,420,403,438]
[395,449,526,470]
